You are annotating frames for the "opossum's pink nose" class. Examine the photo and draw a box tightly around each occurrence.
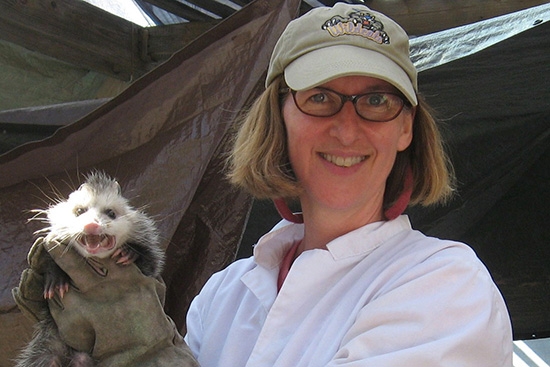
[83,222,102,235]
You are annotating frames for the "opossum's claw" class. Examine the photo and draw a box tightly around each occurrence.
[43,283,67,299]
[113,246,139,265]
[43,289,52,299]
[43,269,71,299]
[58,282,70,298]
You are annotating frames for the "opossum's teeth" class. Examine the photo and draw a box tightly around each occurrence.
[79,234,116,255]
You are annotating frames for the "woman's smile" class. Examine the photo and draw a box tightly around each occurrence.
[319,153,367,168]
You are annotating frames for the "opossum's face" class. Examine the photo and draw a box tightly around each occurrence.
[46,183,135,259]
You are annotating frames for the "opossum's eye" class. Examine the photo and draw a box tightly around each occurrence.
[105,209,117,219]
[74,207,87,216]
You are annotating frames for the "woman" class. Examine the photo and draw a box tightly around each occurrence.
[185,3,513,366]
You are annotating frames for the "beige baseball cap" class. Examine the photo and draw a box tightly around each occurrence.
[266,3,418,106]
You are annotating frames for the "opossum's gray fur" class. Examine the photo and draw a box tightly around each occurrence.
[15,171,165,367]
[15,314,96,367]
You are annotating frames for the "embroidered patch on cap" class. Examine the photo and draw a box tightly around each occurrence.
[321,9,390,45]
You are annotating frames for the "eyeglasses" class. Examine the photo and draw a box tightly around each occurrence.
[289,87,408,122]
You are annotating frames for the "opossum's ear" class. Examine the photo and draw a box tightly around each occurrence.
[113,180,121,195]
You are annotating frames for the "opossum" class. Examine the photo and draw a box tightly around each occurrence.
[15,171,165,367]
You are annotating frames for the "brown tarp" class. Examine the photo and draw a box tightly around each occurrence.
[0,0,301,364]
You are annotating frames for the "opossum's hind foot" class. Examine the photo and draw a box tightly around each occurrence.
[14,318,70,367]
[15,355,64,367]
[68,352,96,367]
[112,244,140,266]
[19,352,96,367]
[15,338,96,367]
[15,308,96,366]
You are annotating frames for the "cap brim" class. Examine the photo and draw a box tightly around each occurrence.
[284,45,417,106]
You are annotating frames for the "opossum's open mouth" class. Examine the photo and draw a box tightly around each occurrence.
[78,234,116,255]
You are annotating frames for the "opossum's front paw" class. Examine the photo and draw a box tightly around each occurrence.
[44,268,71,299]
[112,245,139,266]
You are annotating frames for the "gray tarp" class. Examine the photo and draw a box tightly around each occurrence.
[0,39,126,111]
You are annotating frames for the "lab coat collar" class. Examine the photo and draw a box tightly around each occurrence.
[252,215,412,268]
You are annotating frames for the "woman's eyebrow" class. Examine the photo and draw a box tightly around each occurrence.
[361,84,401,93]
[313,86,399,93]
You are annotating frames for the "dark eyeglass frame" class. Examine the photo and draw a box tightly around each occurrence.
[283,86,410,123]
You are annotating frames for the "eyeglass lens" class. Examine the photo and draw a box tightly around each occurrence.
[292,88,405,122]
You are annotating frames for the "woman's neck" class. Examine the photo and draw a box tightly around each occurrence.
[297,200,384,256]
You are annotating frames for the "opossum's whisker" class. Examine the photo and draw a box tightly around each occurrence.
[46,240,63,251]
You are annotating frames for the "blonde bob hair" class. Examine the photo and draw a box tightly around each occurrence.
[228,75,454,210]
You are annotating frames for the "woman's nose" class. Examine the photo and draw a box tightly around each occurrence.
[329,101,362,145]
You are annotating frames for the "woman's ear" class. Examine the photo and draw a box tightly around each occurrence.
[397,107,415,152]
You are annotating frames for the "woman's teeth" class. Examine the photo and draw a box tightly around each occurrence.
[322,153,365,167]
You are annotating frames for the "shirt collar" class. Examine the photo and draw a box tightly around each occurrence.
[253,220,304,269]
[326,215,412,260]
[253,215,412,268]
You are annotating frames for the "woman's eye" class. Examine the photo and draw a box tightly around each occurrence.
[367,94,387,106]
[309,92,328,104]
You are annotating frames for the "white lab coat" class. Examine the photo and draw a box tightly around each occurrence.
[185,215,512,366]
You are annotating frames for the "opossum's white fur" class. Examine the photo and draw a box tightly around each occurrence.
[45,175,133,257]
[34,171,164,277]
